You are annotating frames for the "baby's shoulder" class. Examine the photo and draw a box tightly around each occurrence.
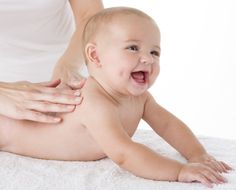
[79,85,115,112]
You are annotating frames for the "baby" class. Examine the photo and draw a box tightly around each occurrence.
[0,7,232,187]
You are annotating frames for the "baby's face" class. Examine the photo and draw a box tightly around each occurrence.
[95,15,161,96]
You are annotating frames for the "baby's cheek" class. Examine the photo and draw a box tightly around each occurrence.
[118,69,126,77]
[152,66,160,80]
[150,72,158,84]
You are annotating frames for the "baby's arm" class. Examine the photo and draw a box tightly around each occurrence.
[80,97,184,181]
[143,92,231,186]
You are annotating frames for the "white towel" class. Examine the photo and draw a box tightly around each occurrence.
[0,130,235,190]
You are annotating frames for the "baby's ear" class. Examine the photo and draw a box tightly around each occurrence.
[85,43,101,67]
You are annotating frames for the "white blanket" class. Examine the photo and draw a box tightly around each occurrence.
[0,130,235,190]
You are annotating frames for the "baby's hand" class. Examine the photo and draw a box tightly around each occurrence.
[178,163,227,188]
[188,153,232,173]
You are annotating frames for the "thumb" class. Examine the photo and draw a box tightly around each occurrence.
[67,78,86,90]
[39,79,61,87]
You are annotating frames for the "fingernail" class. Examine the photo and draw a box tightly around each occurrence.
[74,91,81,96]
[54,117,61,122]
[67,105,75,110]
[75,97,82,102]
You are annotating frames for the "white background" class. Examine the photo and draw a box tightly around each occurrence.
[103,0,236,140]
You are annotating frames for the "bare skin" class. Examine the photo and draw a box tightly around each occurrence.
[0,8,232,188]
[0,77,231,188]
[0,0,103,123]
[0,77,142,161]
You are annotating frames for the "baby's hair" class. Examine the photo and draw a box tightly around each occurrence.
[82,7,155,63]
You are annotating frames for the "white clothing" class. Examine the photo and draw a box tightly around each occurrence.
[0,0,75,82]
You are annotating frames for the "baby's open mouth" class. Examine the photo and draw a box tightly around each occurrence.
[131,71,148,84]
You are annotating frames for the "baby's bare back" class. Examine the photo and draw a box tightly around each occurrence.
[0,80,147,161]
[0,104,142,161]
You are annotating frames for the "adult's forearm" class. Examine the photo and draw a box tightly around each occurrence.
[52,0,104,82]
[52,29,84,81]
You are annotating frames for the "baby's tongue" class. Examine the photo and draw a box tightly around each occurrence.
[131,71,144,83]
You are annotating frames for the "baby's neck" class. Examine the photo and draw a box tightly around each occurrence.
[85,76,134,104]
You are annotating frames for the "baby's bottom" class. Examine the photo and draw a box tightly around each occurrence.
[0,116,59,158]
[0,115,13,148]
[0,115,105,160]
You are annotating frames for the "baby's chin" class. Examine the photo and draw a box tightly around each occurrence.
[127,79,151,96]
[126,85,149,96]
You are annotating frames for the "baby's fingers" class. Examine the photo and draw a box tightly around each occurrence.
[208,160,232,173]
[215,161,230,173]
[202,168,227,187]
[197,173,224,188]
[196,174,214,188]
[207,161,225,173]
[221,161,233,172]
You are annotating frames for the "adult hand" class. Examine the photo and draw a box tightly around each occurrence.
[52,61,86,90]
[0,79,84,123]
[56,70,86,92]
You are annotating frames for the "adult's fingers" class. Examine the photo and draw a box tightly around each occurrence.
[27,101,76,113]
[20,110,62,123]
[26,91,83,105]
[39,85,81,96]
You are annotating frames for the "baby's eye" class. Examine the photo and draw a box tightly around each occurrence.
[151,50,160,57]
[127,45,139,51]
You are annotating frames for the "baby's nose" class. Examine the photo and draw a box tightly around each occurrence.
[140,53,154,65]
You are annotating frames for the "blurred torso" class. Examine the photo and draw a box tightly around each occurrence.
[0,0,75,82]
